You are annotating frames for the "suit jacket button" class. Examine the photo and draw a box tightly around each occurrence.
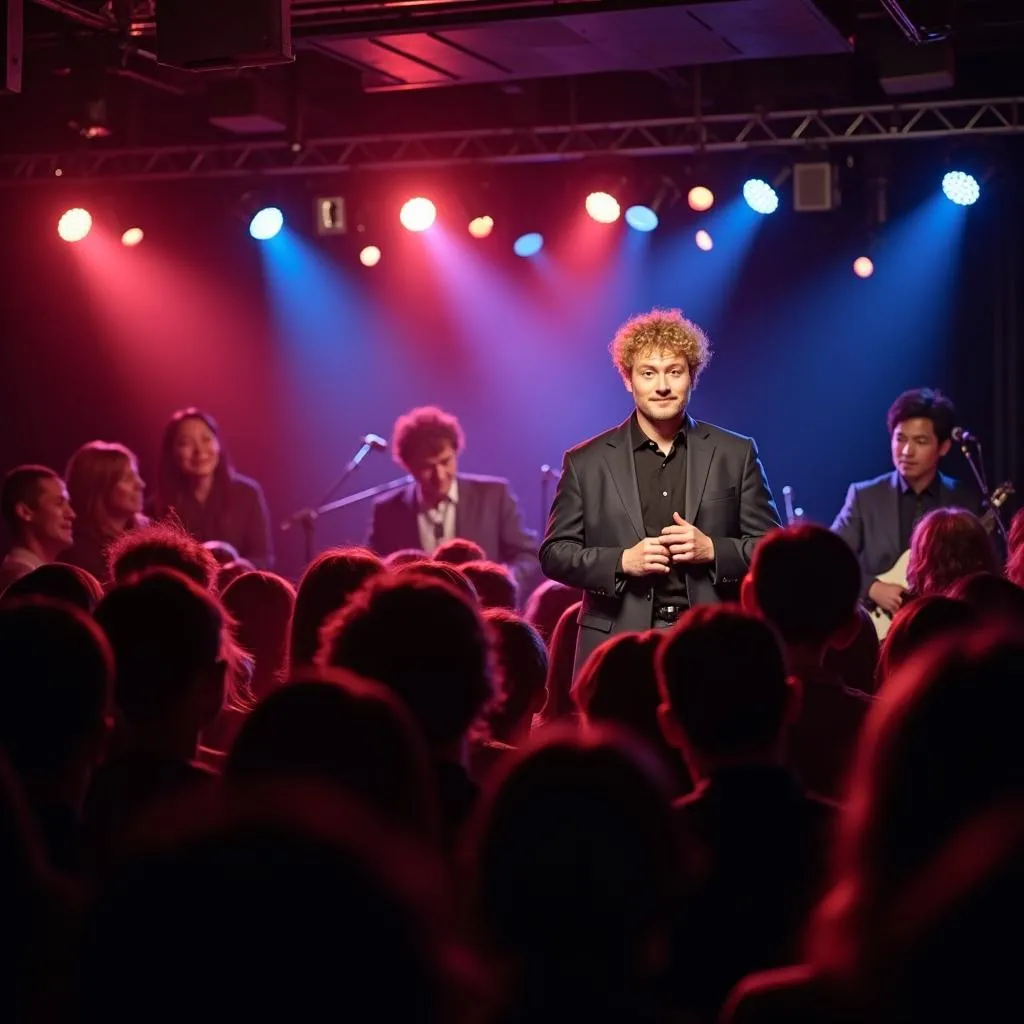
[645,590,652,600]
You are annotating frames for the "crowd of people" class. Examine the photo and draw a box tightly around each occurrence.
[0,500,1020,1021]
[0,309,1021,1022]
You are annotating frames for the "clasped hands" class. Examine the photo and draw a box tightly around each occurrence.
[621,513,715,577]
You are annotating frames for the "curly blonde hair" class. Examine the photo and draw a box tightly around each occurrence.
[609,308,712,384]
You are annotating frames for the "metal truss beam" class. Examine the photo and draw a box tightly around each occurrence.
[1,96,1021,184]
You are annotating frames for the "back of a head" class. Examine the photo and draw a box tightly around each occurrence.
[394,559,478,603]
[0,599,113,780]
[3,563,104,612]
[538,599,582,724]
[657,605,789,760]
[749,525,861,648]
[320,574,492,751]
[216,558,256,593]
[95,570,224,726]
[470,726,675,966]
[461,560,518,610]
[573,631,662,741]
[876,596,976,688]
[383,547,426,569]
[483,609,548,742]
[524,580,582,645]
[226,670,437,839]
[908,507,998,597]
[221,572,296,697]
[433,538,485,566]
[1,465,58,536]
[834,625,1024,946]
[82,792,453,1023]
[289,547,384,669]
[947,571,1024,623]
[108,522,218,591]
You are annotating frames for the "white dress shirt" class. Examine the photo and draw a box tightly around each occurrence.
[417,479,459,555]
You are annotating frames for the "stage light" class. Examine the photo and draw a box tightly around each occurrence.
[513,232,544,258]
[57,208,92,243]
[743,178,779,215]
[359,245,382,268]
[695,230,714,252]
[625,206,659,232]
[942,170,980,207]
[688,186,715,212]
[400,197,436,232]
[121,227,144,247]
[853,256,874,279]
[585,191,621,224]
[249,206,283,240]
[468,215,494,239]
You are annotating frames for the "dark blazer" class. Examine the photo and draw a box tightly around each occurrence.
[366,473,538,580]
[539,414,781,673]
[831,470,983,599]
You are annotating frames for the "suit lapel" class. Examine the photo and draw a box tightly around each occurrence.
[887,472,903,552]
[684,418,715,523]
[603,419,644,541]
[400,483,422,550]
[453,476,471,539]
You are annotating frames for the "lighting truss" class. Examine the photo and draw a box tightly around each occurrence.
[1,96,1021,184]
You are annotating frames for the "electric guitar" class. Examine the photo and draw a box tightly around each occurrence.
[868,481,1015,640]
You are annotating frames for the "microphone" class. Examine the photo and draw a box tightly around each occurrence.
[951,426,977,443]
[540,464,561,480]
[362,434,388,450]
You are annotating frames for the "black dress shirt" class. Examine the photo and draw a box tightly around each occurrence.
[897,473,941,552]
[631,415,690,610]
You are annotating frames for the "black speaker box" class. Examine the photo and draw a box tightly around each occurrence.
[157,0,293,71]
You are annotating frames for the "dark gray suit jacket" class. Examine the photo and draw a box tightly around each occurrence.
[366,473,538,580]
[539,415,781,674]
[830,470,984,599]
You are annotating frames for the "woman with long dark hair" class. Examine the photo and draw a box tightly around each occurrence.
[63,441,148,584]
[151,408,273,568]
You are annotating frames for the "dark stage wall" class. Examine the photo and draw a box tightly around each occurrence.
[0,153,1020,579]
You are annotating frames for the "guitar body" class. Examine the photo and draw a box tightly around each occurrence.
[868,550,911,640]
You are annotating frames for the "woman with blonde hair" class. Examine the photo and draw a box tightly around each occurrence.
[63,441,147,584]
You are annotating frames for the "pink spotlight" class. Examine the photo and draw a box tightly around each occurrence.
[468,215,494,239]
[399,197,436,232]
[58,207,92,243]
[121,227,145,247]
[695,229,714,251]
[688,186,715,212]
[585,191,621,224]
[359,245,382,267]
[853,256,874,279]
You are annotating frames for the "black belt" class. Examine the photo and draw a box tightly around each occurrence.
[653,604,687,624]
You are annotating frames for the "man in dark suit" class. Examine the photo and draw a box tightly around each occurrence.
[831,388,984,617]
[539,309,781,676]
[366,406,538,583]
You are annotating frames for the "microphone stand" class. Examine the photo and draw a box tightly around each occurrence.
[281,435,396,564]
[959,436,1008,545]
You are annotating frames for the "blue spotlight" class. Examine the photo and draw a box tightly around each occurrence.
[249,206,284,240]
[742,178,779,215]
[625,205,659,232]
[942,170,980,207]
[513,232,544,258]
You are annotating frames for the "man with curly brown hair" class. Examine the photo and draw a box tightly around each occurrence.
[366,405,538,585]
[540,308,780,675]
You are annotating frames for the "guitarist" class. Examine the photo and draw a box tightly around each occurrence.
[831,388,983,619]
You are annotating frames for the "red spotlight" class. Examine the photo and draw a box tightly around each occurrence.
[58,207,92,243]
[688,186,715,212]
[359,245,382,267]
[121,227,145,247]
[399,197,436,232]
[585,191,621,224]
[853,256,874,279]
[468,215,494,239]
